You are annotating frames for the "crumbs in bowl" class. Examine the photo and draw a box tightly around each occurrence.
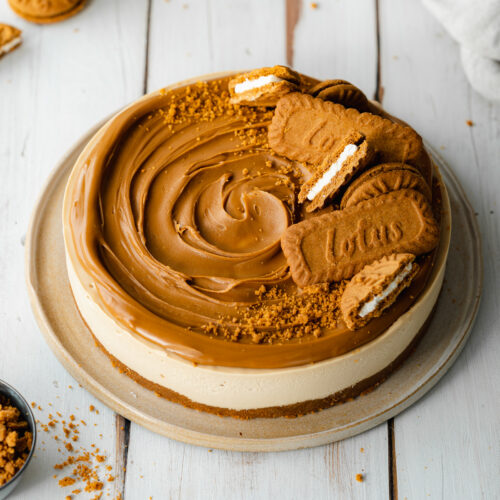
[0,396,33,485]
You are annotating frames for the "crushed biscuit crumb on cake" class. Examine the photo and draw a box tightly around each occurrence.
[203,281,346,344]
[157,79,285,158]
[0,395,33,486]
[158,79,274,127]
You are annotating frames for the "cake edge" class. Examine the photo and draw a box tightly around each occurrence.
[86,303,438,419]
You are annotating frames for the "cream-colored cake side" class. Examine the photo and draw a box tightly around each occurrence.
[64,174,450,410]
[65,241,447,410]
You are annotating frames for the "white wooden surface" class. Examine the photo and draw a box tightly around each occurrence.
[0,0,498,498]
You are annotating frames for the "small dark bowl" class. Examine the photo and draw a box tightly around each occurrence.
[0,380,37,500]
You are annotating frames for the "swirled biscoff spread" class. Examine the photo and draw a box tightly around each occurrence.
[64,67,448,417]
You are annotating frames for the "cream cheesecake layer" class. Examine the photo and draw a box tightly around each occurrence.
[66,185,450,411]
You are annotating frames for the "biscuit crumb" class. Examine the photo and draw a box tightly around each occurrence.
[466,120,474,127]
[355,473,364,482]
[203,282,345,344]
[31,405,130,498]
[59,476,76,487]
[310,2,318,8]
[157,79,273,131]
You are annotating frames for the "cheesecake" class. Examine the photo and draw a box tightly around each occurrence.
[63,69,450,418]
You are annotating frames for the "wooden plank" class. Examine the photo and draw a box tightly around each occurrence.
[114,416,131,500]
[125,423,389,500]
[292,0,377,99]
[0,1,148,498]
[127,2,390,500]
[379,1,500,498]
[147,0,286,91]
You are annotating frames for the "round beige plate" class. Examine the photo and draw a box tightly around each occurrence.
[26,119,482,452]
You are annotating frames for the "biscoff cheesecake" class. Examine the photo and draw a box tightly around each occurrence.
[63,67,450,418]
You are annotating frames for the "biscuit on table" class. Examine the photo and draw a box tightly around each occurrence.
[228,65,301,107]
[308,79,370,112]
[8,0,87,24]
[281,189,439,287]
[340,162,432,209]
[298,131,373,212]
[268,92,432,185]
[0,24,22,59]
[340,253,419,330]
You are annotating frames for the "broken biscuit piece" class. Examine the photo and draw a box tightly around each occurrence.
[0,24,22,59]
[268,92,432,184]
[229,65,301,107]
[340,253,419,330]
[299,131,373,212]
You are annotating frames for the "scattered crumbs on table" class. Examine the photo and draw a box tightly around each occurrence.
[355,473,364,482]
[29,402,137,499]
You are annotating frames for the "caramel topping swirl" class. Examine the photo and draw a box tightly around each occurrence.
[64,76,437,368]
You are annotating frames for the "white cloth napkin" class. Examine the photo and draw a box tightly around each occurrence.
[423,0,500,101]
